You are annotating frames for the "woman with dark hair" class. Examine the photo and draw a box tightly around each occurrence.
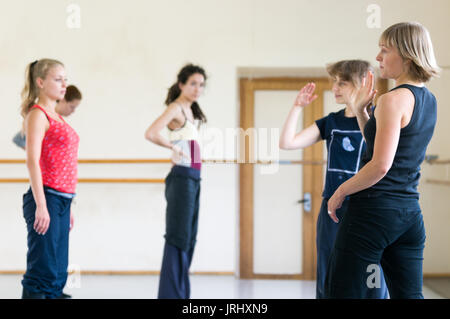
[13,85,82,149]
[145,64,207,299]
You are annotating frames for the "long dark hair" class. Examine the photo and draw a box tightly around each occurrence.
[165,64,207,124]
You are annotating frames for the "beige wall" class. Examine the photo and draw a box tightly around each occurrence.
[420,68,450,274]
[0,0,449,274]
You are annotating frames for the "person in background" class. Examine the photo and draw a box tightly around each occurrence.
[280,60,388,299]
[13,85,82,149]
[145,64,207,299]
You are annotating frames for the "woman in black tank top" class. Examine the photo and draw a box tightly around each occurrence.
[324,22,440,299]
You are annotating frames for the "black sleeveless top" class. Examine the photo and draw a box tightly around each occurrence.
[353,84,437,199]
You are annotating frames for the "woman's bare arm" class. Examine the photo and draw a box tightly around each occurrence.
[25,109,50,234]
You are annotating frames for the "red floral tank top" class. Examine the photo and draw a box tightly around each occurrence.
[32,105,79,193]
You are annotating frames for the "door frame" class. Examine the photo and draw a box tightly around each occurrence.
[239,76,390,280]
[239,77,330,280]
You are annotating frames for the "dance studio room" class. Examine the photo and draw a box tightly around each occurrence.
[0,0,449,300]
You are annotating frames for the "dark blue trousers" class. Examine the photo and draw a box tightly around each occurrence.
[324,196,425,299]
[316,198,347,299]
[158,167,201,299]
[22,187,72,299]
[316,198,389,299]
[157,242,195,299]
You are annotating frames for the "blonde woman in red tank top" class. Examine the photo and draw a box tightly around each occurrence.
[20,59,79,299]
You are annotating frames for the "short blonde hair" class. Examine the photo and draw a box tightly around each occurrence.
[380,22,440,82]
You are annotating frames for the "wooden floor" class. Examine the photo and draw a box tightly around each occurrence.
[423,278,450,299]
[0,274,445,299]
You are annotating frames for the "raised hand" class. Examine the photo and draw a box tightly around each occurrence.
[293,83,318,108]
[349,71,378,113]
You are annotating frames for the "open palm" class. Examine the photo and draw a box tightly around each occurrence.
[349,71,378,113]
[294,83,318,108]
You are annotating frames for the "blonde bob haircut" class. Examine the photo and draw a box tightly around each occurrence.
[380,22,440,82]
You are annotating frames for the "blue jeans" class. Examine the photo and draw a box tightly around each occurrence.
[324,196,425,299]
[22,187,72,299]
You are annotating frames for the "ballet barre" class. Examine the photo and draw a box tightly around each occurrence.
[2,156,446,165]
[2,159,448,185]
[426,179,450,187]
[0,159,168,183]
[203,159,326,165]
[0,158,327,184]
[0,158,327,165]
[0,159,171,164]
[0,178,166,184]
[426,160,450,165]
[424,155,450,165]
[424,157,450,186]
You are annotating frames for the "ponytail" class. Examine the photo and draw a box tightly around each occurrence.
[191,102,207,124]
[20,58,64,118]
[20,61,39,118]
[165,83,182,106]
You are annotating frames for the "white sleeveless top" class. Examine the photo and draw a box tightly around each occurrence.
[168,116,199,142]
[168,106,201,170]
